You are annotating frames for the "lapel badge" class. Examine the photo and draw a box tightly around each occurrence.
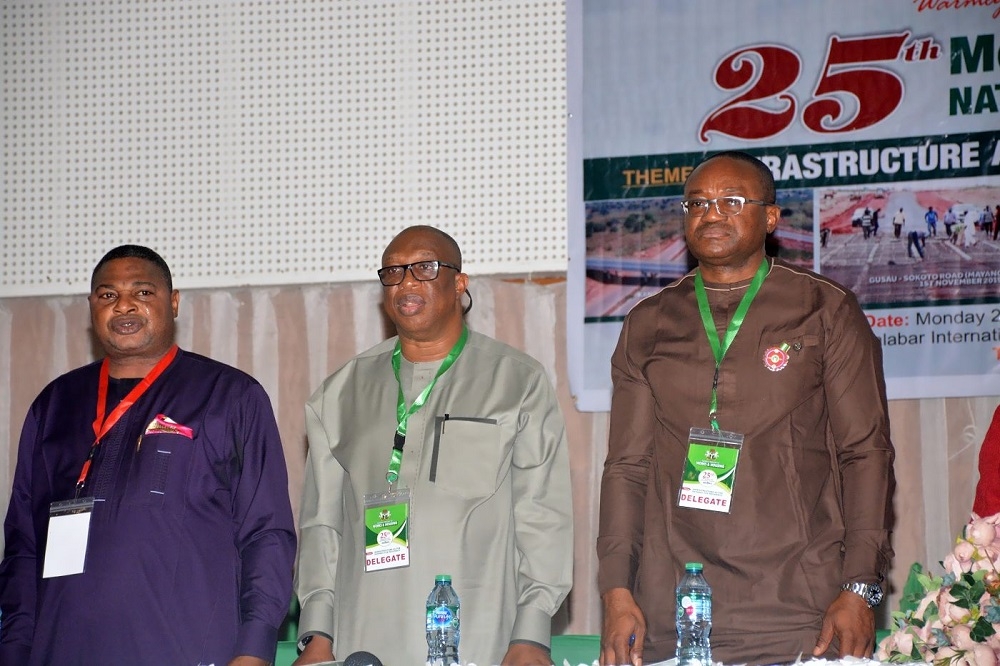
[763,342,792,372]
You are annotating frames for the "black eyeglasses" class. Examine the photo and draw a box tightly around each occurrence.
[377,260,460,286]
[680,196,773,217]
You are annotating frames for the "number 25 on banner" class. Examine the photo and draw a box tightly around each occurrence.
[700,32,941,142]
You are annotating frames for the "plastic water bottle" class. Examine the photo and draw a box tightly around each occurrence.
[426,574,460,666]
[676,562,712,666]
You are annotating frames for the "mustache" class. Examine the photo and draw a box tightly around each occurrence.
[394,293,424,307]
[694,222,730,235]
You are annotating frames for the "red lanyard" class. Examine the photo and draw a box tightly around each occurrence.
[75,345,179,495]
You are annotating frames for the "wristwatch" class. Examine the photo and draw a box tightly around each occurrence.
[841,581,884,608]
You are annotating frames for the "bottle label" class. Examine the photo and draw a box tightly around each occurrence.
[677,592,711,622]
[426,604,460,631]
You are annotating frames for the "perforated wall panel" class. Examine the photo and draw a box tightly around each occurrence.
[2,0,567,296]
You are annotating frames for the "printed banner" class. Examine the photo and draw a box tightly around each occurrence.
[567,0,1000,411]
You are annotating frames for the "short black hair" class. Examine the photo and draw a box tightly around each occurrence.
[699,150,777,204]
[91,245,173,291]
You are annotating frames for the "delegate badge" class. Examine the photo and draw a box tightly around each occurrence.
[763,342,791,372]
[43,497,95,578]
[678,428,744,514]
[363,488,411,572]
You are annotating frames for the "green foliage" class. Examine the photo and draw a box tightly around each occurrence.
[586,221,607,236]
[971,615,996,643]
[950,570,987,611]
[623,213,647,233]
[899,562,928,614]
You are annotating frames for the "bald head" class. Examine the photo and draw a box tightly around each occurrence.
[695,151,776,204]
[382,225,462,271]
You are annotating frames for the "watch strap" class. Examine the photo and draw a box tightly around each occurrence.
[841,581,883,608]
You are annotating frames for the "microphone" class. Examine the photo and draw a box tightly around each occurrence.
[343,651,384,666]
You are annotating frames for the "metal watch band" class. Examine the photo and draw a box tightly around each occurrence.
[841,581,884,608]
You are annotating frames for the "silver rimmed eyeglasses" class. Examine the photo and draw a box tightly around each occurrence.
[680,196,773,217]
[377,260,460,286]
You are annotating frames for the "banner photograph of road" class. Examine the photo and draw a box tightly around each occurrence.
[818,185,1000,309]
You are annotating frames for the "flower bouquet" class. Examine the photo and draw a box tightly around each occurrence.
[877,513,1000,665]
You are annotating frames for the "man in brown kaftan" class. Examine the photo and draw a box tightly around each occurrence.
[597,152,894,666]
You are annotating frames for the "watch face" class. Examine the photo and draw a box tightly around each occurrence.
[844,582,883,607]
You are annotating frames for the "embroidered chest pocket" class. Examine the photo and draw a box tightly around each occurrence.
[126,432,196,508]
[429,416,502,501]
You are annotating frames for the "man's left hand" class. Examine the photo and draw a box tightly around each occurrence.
[502,642,553,666]
[813,590,875,658]
[228,656,269,666]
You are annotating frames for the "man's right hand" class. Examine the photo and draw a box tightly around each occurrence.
[291,635,335,666]
[600,587,646,666]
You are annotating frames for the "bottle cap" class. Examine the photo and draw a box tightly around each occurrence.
[684,562,703,572]
[435,574,452,583]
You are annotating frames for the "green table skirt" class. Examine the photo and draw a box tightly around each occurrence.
[274,632,891,665]
[273,634,602,666]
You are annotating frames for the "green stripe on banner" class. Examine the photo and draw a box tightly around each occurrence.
[584,129,1000,201]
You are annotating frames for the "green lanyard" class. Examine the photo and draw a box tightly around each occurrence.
[694,259,769,432]
[387,326,469,485]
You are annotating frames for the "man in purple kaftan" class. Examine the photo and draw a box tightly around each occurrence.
[0,245,296,666]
